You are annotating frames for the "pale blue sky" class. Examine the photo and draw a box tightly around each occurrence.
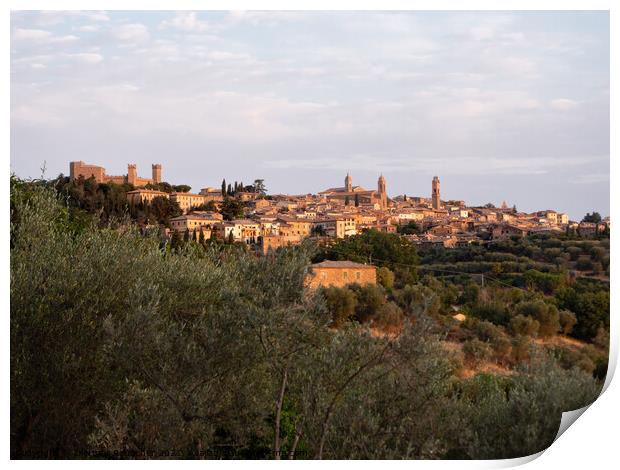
[10,11,609,219]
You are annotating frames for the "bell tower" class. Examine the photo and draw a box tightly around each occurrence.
[345,173,353,192]
[378,174,387,208]
[432,176,441,209]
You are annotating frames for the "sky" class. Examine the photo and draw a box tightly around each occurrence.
[10,10,610,219]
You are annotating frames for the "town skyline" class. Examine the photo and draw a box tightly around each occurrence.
[11,10,610,219]
[14,159,608,220]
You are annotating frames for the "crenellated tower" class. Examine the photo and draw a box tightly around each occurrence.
[152,163,162,184]
[127,164,137,186]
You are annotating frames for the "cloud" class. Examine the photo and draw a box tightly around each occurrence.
[9,11,609,218]
[550,98,579,111]
[68,53,104,64]
[13,28,50,40]
[497,57,537,76]
[27,10,110,26]
[265,154,605,177]
[76,25,101,32]
[568,172,610,184]
[160,12,209,32]
[207,51,253,61]
[113,23,149,43]
[85,11,110,22]
[13,28,79,43]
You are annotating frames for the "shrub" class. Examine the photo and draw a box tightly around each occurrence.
[393,284,440,316]
[348,284,386,323]
[458,283,480,305]
[575,256,593,271]
[523,269,564,294]
[376,266,395,290]
[322,286,358,327]
[470,301,510,326]
[514,301,560,338]
[372,302,404,331]
[474,320,503,343]
[491,336,512,363]
[510,315,540,337]
[511,335,532,363]
[463,339,492,367]
[558,310,577,335]
[556,287,609,341]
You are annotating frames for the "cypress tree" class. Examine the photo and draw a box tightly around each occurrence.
[170,230,182,250]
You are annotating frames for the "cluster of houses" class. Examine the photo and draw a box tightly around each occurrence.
[66,162,610,253]
[121,172,610,255]
[67,161,608,289]
[123,177,608,259]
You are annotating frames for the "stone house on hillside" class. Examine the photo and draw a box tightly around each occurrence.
[305,260,377,289]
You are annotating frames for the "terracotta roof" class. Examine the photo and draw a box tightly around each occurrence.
[311,260,374,269]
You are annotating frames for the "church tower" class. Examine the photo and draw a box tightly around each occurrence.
[432,176,441,210]
[345,173,353,193]
[378,174,387,208]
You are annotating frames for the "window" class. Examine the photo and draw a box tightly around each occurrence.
[343,271,348,280]
[356,271,361,280]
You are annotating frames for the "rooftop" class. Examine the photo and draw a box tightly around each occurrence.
[311,260,374,269]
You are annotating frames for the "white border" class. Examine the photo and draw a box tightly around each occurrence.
[3,0,616,467]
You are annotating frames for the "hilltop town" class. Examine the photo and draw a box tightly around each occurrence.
[68,160,611,256]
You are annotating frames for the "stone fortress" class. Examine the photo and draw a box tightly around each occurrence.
[69,161,162,187]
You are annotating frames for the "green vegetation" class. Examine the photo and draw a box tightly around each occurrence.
[10,177,606,459]
[396,220,421,235]
[314,229,419,287]
[220,197,245,221]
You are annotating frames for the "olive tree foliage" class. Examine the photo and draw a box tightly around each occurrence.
[446,351,601,459]
[10,179,604,460]
[10,179,311,457]
[10,180,456,459]
[300,319,457,459]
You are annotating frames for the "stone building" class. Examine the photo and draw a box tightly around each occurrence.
[169,212,223,233]
[312,217,357,238]
[259,234,303,255]
[214,219,260,244]
[126,189,169,205]
[305,260,377,289]
[319,173,389,209]
[170,192,210,213]
[432,176,441,210]
[69,161,162,187]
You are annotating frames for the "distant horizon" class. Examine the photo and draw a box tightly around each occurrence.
[11,11,610,220]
